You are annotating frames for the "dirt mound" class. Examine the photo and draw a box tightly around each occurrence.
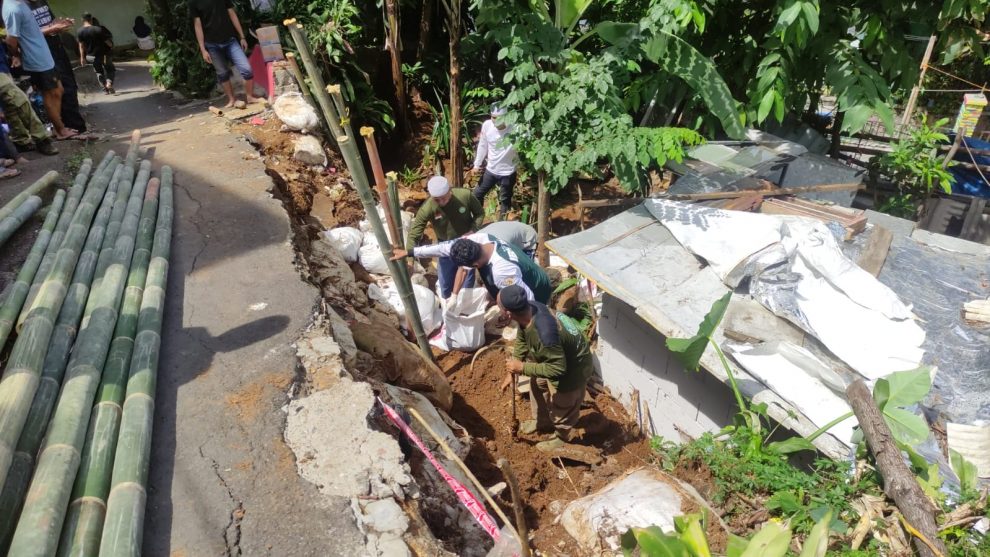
[440,346,654,555]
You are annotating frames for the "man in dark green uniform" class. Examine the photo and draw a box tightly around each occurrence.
[499,285,593,452]
[406,175,484,299]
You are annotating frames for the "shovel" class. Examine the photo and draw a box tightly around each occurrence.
[509,369,519,440]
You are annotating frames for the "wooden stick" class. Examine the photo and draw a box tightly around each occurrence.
[845,380,947,557]
[577,182,863,208]
[510,372,519,440]
[631,390,642,432]
[555,457,579,495]
[406,407,519,541]
[497,459,532,557]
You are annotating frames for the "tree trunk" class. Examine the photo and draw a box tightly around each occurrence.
[448,20,464,188]
[845,380,946,557]
[417,0,434,60]
[148,0,176,40]
[830,110,845,159]
[537,172,550,266]
[385,0,410,138]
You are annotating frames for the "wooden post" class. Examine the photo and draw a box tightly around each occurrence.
[536,172,549,266]
[845,380,946,557]
[440,0,464,187]
[497,459,532,557]
[900,35,938,131]
[417,0,434,60]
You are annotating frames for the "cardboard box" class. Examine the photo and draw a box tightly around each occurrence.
[256,26,284,62]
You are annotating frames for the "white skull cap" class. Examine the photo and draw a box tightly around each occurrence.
[427,175,451,197]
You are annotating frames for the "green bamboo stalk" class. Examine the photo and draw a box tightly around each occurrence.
[59,177,160,557]
[0,171,57,223]
[90,161,146,298]
[327,84,356,140]
[99,167,172,557]
[337,134,433,359]
[0,190,65,351]
[0,196,43,249]
[7,155,152,556]
[283,20,346,141]
[0,156,120,492]
[93,151,115,180]
[18,158,100,327]
[0,173,121,551]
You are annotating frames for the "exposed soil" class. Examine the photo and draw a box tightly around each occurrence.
[439,346,656,555]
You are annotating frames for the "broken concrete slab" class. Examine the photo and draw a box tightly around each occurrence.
[293,134,328,166]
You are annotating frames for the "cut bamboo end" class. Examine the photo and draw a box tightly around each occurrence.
[286,52,295,58]
[386,171,398,180]
[283,18,296,25]
[359,126,374,137]
[337,135,350,145]
[327,84,341,94]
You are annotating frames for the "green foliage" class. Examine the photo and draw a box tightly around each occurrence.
[873,367,932,445]
[424,83,504,166]
[397,166,424,186]
[876,116,955,196]
[876,193,919,220]
[665,291,731,372]
[949,450,980,500]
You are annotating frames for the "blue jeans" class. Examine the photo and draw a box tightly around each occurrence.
[437,256,475,299]
[205,38,253,84]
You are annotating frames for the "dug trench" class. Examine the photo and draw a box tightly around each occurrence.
[234,117,722,555]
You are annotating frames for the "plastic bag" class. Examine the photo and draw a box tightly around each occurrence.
[435,288,488,351]
[272,92,319,132]
[322,227,363,263]
[359,243,390,274]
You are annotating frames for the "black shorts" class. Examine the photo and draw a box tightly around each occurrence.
[27,69,59,92]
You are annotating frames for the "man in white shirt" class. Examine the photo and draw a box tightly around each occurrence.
[472,103,518,220]
[479,220,537,259]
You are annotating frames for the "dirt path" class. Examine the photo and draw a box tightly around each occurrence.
[81,62,365,555]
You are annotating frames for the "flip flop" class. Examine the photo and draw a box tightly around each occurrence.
[0,168,21,179]
[0,159,15,167]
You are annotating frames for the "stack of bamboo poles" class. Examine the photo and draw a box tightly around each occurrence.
[0,171,59,250]
[0,130,173,557]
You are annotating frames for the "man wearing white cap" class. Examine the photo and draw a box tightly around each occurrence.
[406,175,485,299]
[472,103,518,220]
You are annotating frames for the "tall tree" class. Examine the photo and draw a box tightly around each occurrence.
[440,0,465,187]
[385,0,411,136]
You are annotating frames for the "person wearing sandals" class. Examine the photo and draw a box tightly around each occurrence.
[0,123,25,179]
[190,0,259,109]
[0,29,56,155]
[77,13,114,94]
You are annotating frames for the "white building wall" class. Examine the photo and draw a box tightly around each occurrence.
[595,293,737,442]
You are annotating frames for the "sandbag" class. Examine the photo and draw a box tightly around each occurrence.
[360,207,413,247]
[371,280,443,335]
[273,92,319,132]
[323,227,364,263]
[359,243,390,274]
[430,288,488,352]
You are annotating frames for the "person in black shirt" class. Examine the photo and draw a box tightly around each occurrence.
[77,13,114,94]
[133,16,151,39]
[190,0,258,108]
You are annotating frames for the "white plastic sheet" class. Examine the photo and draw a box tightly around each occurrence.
[323,227,364,263]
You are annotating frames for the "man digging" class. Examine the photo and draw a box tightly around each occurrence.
[498,284,593,453]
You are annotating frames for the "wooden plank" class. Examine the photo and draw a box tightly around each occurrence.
[760,198,867,238]
[719,193,764,212]
[856,225,894,276]
[664,182,862,201]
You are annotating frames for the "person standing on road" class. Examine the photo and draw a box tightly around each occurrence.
[0,41,57,155]
[26,0,88,134]
[190,0,258,108]
[405,175,484,299]
[472,103,518,220]
[393,232,551,305]
[499,284,593,452]
[2,0,77,140]
[77,13,114,94]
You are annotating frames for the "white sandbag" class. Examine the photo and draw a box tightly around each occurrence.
[361,207,413,247]
[322,227,364,263]
[438,288,488,352]
[359,243,390,275]
[561,468,686,552]
[374,280,443,335]
[273,92,319,132]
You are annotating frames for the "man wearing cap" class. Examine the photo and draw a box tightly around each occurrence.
[472,103,518,220]
[392,233,551,305]
[406,175,484,299]
[499,284,593,452]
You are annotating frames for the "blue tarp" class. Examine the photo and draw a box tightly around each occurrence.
[949,135,990,198]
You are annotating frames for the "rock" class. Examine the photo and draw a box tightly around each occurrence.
[295,333,346,390]
[368,532,411,557]
[273,92,320,131]
[272,62,299,97]
[293,134,327,166]
[360,498,410,535]
[308,237,368,308]
[327,308,358,367]
[284,378,411,499]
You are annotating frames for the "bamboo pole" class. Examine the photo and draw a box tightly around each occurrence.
[0,196,42,249]
[0,172,56,224]
[7,153,151,556]
[99,167,173,557]
[406,407,518,540]
[60,178,161,557]
[386,172,413,277]
[284,52,315,108]
[0,170,121,550]
[92,161,147,295]
[328,85,356,140]
[337,134,434,360]
[0,156,119,491]
[361,127,403,245]
[283,20,346,141]
[0,190,64,351]
[496,459,531,557]
[900,35,938,131]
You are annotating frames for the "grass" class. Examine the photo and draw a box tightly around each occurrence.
[64,145,94,177]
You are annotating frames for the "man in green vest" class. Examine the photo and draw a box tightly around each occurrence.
[406,175,484,299]
[499,284,593,452]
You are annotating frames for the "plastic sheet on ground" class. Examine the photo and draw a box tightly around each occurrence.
[645,200,924,380]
